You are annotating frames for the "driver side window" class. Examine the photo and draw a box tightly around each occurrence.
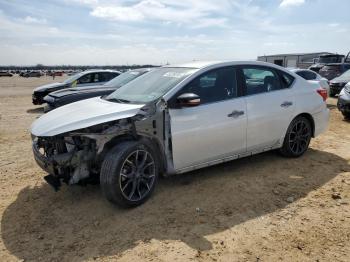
[77,73,92,84]
[183,67,237,104]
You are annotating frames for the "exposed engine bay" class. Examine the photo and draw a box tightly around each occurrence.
[32,100,174,190]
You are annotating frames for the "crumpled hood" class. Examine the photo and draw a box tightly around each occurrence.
[49,85,114,98]
[31,97,145,137]
[34,82,68,93]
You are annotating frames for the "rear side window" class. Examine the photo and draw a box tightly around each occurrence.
[103,72,119,81]
[305,71,317,80]
[242,67,283,95]
[280,71,295,87]
[296,71,307,79]
[296,70,316,80]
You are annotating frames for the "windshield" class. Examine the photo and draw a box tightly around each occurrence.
[319,56,342,64]
[106,67,197,103]
[63,72,84,84]
[105,70,145,88]
[337,69,350,80]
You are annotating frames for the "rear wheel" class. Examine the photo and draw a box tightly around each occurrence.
[100,141,159,207]
[279,116,312,158]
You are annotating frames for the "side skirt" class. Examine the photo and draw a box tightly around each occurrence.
[173,144,282,175]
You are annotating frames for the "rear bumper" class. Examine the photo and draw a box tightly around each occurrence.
[313,108,330,137]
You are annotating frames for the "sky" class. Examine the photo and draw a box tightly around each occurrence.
[0,0,349,66]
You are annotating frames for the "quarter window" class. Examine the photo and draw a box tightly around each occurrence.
[183,67,237,104]
[281,72,295,88]
[297,70,317,80]
[99,72,118,82]
[242,67,282,95]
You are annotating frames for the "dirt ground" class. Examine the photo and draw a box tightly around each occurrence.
[0,76,349,262]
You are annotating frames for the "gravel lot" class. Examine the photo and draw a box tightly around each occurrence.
[0,76,349,262]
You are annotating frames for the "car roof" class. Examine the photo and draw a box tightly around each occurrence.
[289,68,314,73]
[82,69,121,74]
[164,60,288,70]
[325,63,350,66]
[128,68,154,73]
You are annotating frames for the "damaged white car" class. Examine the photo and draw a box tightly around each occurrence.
[31,61,329,207]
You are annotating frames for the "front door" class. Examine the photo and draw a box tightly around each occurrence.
[169,66,247,171]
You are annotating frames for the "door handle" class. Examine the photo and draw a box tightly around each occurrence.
[280,101,293,108]
[228,110,245,118]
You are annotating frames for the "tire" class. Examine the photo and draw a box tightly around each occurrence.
[279,116,312,158]
[100,140,159,207]
[342,111,350,120]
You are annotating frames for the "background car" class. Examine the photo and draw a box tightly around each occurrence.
[337,82,350,119]
[328,69,350,97]
[22,71,42,78]
[31,61,329,207]
[32,69,120,105]
[319,63,350,80]
[289,68,330,95]
[309,54,346,73]
[43,68,151,112]
[0,71,13,77]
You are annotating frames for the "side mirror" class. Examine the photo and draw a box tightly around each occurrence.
[176,93,200,107]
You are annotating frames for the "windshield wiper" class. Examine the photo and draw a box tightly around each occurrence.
[107,98,131,104]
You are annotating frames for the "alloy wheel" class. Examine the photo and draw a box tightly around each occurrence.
[288,120,311,155]
[119,150,156,202]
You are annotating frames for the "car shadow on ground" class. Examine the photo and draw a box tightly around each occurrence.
[26,107,44,114]
[2,149,349,261]
[327,103,337,110]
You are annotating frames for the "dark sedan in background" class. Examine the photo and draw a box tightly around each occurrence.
[43,68,151,112]
[32,70,120,105]
[329,69,350,97]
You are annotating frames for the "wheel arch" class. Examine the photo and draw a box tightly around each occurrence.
[294,113,315,137]
[99,134,166,174]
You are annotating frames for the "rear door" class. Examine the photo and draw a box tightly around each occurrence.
[240,66,296,152]
[169,66,247,171]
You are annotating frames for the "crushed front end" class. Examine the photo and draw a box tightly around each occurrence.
[32,134,97,190]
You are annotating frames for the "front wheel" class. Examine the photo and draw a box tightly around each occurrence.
[100,141,159,207]
[279,116,312,158]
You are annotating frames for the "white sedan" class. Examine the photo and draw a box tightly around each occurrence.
[289,68,330,95]
[31,61,330,207]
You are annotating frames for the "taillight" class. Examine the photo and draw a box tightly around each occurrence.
[317,88,328,101]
